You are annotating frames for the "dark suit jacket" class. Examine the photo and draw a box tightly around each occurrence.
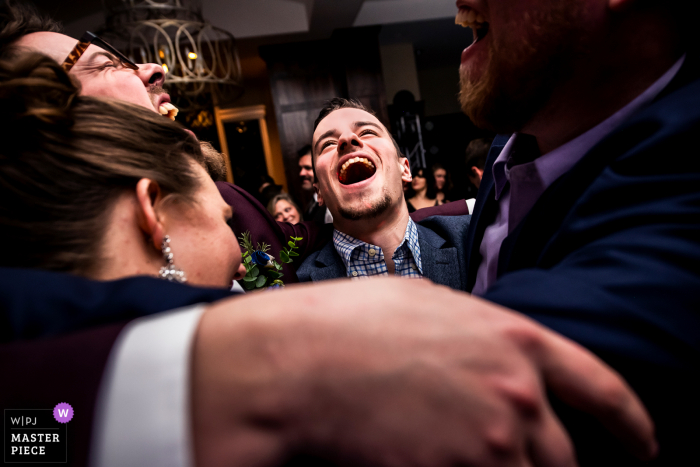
[297,215,471,291]
[304,198,328,224]
[466,59,700,464]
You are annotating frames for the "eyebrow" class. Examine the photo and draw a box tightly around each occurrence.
[86,50,120,65]
[313,121,385,155]
[313,129,336,155]
[354,121,384,133]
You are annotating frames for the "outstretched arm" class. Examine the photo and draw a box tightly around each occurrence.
[191,278,656,467]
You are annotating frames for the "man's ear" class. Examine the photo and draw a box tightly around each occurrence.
[314,183,325,207]
[135,178,166,251]
[400,158,412,183]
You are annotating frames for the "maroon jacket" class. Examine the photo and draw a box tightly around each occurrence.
[0,323,128,467]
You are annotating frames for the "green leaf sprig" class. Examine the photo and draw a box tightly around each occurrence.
[238,231,302,290]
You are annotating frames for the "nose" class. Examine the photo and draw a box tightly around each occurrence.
[233,263,247,281]
[338,131,363,154]
[136,63,165,88]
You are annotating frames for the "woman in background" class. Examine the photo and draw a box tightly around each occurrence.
[268,193,302,224]
[406,167,438,212]
[432,162,452,205]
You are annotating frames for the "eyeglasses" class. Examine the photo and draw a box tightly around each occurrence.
[61,31,139,72]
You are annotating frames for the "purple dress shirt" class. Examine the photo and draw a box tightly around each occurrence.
[472,56,685,296]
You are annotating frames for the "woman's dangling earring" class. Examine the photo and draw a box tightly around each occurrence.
[158,235,187,283]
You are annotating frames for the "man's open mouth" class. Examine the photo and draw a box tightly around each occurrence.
[338,157,376,185]
[158,102,179,121]
[455,6,489,43]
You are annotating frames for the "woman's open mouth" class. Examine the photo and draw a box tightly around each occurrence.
[338,157,376,185]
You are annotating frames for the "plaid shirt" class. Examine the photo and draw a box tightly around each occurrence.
[332,218,423,279]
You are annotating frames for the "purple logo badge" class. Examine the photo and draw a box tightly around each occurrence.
[53,403,73,423]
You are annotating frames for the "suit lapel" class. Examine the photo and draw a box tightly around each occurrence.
[471,55,700,283]
[309,242,346,281]
[496,55,700,276]
[417,225,464,291]
[465,134,510,291]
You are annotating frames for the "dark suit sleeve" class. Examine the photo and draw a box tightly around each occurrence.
[216,182,333,281]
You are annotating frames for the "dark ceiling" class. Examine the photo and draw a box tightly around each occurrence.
[30,0,101,24]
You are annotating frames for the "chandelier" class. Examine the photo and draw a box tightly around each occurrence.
[98,0,244,113]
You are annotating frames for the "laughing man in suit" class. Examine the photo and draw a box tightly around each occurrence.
[297,98,470,290]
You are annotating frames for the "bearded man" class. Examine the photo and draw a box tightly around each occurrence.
[455,0,700,464]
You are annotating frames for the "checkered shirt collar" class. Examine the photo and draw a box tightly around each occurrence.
[332,217,423,277]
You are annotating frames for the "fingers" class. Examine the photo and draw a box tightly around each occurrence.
[531,328,658,461]
[527,399,578,467]
[464,293,657,461]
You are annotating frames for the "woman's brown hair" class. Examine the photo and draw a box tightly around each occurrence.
[0,53,204,275]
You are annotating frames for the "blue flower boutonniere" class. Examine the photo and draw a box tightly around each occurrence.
[238,231,301,290]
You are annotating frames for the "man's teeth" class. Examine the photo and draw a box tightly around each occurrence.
[455,8,486,31]
[158,102,179,121]
[339,157,375,178]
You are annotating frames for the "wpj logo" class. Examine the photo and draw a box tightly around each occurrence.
[4,404,71,464]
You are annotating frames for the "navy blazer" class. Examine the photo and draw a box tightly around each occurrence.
[297,215,471,291]
[466,60,700,464]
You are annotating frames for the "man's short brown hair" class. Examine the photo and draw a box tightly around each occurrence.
[465,137,493,171]
[311,98,403,177]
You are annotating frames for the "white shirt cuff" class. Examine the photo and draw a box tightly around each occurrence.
[466,198,476,215]
[90,304,206,467]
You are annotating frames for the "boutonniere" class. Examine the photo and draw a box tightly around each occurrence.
[238,231,301,290]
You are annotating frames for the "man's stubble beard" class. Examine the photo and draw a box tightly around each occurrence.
[459,2,588,133]
[337,188,392,221]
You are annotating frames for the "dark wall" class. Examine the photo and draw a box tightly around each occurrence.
[260,26,388,207]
